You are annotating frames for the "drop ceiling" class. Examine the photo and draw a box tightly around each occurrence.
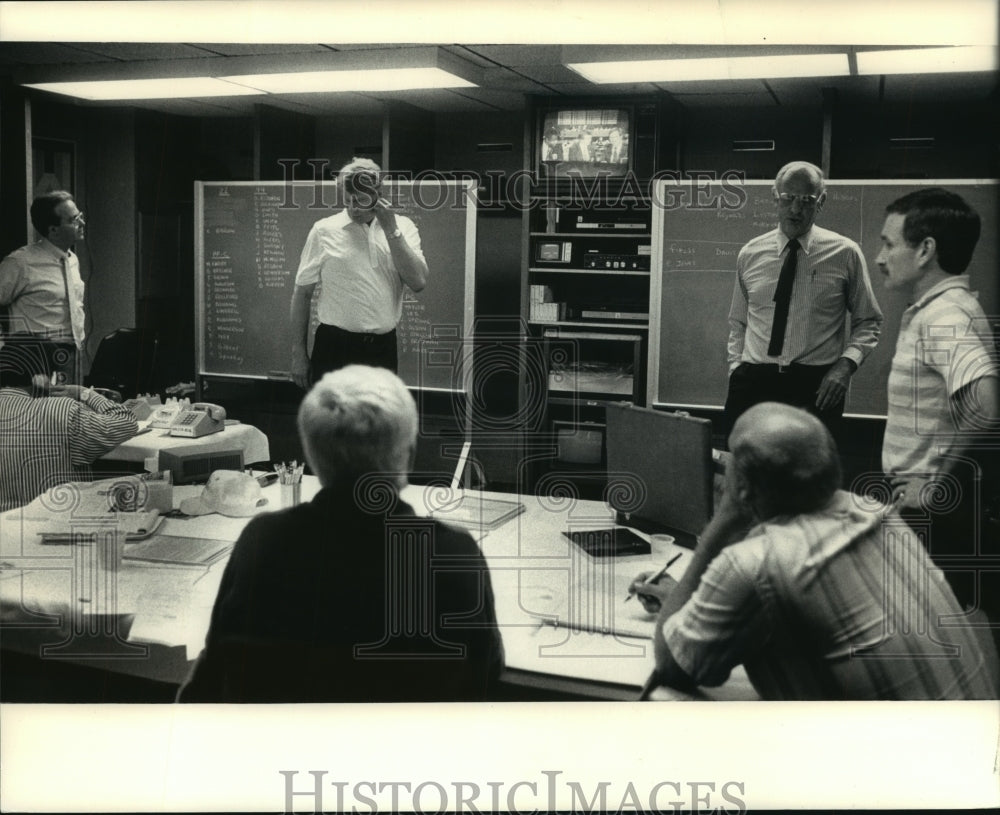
[0,42,996,116]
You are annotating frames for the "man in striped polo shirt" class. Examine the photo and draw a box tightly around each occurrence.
[631,402,997,700]
[877,187,999,625]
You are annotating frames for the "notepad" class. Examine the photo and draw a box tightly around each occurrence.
[123,535,232,566]
[431,496,525,530]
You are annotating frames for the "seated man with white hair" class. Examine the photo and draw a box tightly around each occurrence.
[178,365,503,702]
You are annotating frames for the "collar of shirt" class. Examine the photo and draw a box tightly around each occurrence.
[38,238,73,261]
[776,226,815,254]
[907,274,972,313]
[337,208,382,232]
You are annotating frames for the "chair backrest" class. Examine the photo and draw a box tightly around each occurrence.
[86,327,159,399]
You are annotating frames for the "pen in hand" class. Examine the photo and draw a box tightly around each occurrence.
[625,552,683,602]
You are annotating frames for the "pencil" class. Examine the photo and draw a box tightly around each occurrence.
[625,551,683,602]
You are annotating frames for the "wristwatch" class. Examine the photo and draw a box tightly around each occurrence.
[388,228,403,240]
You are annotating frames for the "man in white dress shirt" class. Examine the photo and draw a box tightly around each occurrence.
[289,158,428,388]
[723,161,884,442]
[0,190,87,383]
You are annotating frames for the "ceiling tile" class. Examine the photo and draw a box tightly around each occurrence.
[478,66,552,92]
[511,64,584,84]
[650,78,768,95]
[0,43,109,65]
[197,43,334,57]
[669,92,778,108]
[458,45,564,66]
[882,72,999,103]
[70,43,216,61]
[265,92,388,116]
[545,81,662,96]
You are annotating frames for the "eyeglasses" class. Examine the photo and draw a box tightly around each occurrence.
[66,212,85,225]
[776,193,820,207]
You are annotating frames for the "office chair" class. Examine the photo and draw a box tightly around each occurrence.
[85,327,159,400]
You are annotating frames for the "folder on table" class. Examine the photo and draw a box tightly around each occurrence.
[123,535,232,566]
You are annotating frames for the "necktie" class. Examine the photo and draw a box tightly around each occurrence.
[61,255,83,348]
[767,238,799,357]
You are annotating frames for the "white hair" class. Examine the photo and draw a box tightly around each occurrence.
[297,365,417,490]
[774,161,825,194]
[337,156,382,178]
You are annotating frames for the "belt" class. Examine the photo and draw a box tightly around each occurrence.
[321,323,395,338]
[746,362,831,375]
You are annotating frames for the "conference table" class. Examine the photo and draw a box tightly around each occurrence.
[0,475,756,702]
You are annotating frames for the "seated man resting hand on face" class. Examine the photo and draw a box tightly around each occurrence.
[630,402,998,700]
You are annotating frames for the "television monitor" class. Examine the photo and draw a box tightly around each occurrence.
[604,402,714,540]
[538,107,631,178]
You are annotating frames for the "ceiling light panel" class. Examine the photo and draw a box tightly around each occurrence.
[856,46,998,75]
[22,77,263,100]
[567,53,850,83]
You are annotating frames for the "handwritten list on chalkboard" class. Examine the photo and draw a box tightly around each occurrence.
[649,180,998,417]
[196,180,475,392]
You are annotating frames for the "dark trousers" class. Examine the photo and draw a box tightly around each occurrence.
[723,362,843,444]
[310,323,398,382]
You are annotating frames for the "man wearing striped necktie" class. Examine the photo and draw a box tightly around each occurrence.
[724,161,884,444]
[0,191,87,384]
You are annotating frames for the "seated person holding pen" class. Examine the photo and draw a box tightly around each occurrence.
[629,402,998,700]
[0,336,137,511]
[178,365,504,703]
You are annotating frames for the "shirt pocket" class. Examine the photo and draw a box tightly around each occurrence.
[807,265,847,316]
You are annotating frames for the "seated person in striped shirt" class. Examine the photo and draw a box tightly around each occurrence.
[877,188,999,624]
[630,402,998,700]
[0,336,137,511]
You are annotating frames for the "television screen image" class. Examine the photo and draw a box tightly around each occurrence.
[539,108,631,178]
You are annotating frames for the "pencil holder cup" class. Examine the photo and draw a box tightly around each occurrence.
[281,482,301,508]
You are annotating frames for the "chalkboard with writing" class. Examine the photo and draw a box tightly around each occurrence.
[649,179,998,417]
[195,180,475,392]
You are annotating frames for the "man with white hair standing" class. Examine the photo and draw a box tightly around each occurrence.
[724,161,883,441]
[178,365,503,702]
[289,158,428,388]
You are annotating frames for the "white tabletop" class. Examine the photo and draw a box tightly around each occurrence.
[0,477,756,699]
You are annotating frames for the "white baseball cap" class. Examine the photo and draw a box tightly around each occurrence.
[179,470,268,517]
